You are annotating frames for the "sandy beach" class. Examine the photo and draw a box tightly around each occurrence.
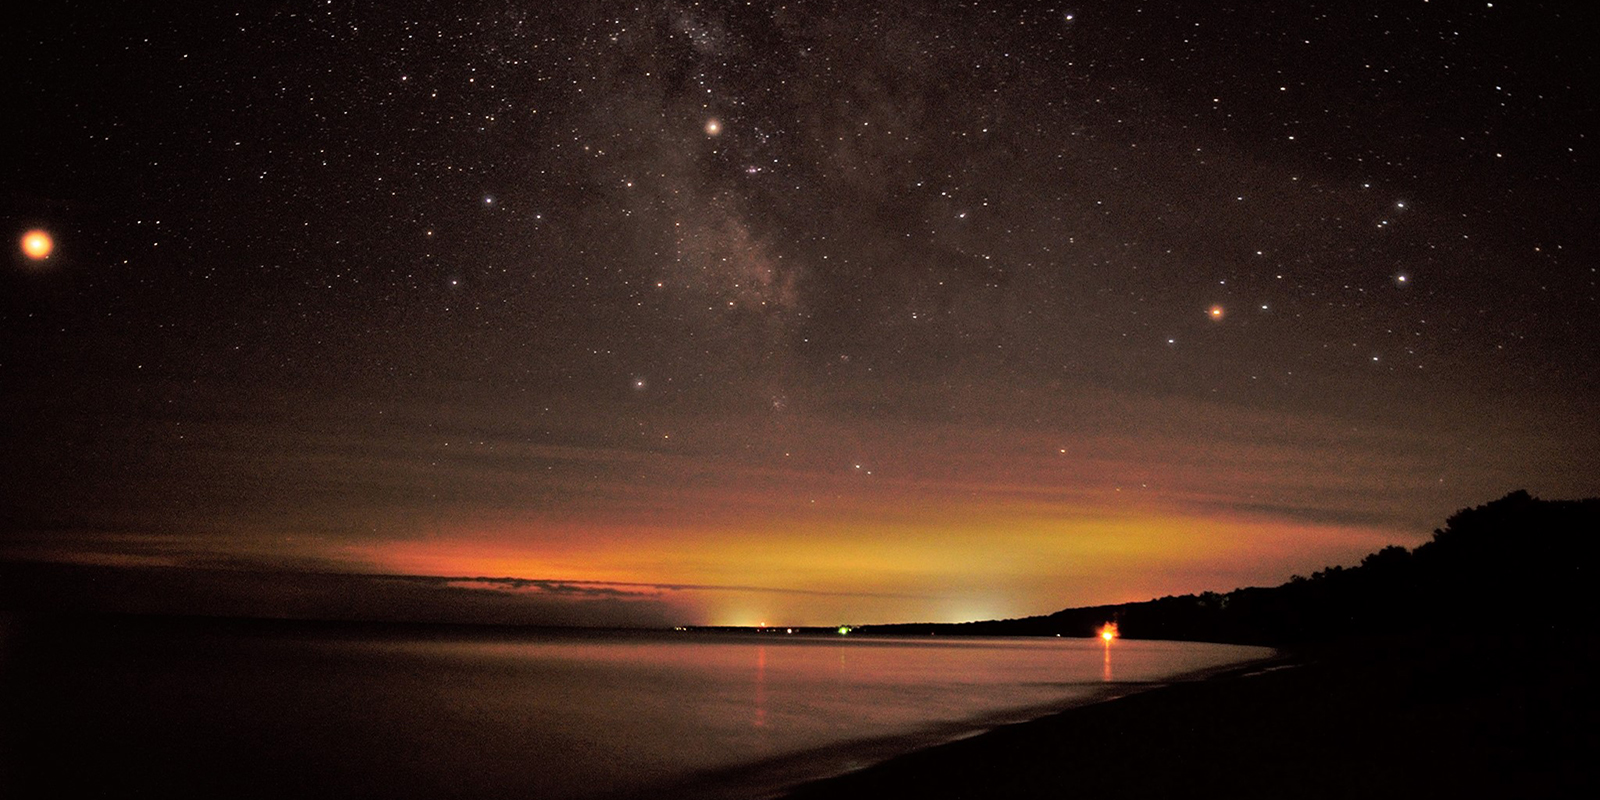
[784,633,1592,799]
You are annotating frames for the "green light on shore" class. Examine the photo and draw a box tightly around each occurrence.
[837,626,852,635]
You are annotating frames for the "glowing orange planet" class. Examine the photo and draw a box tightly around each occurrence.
[21,229,53,261]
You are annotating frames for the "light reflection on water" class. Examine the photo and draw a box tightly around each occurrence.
[754,644,768,729]
[0,622,1270,800]
[349,631,1267,797]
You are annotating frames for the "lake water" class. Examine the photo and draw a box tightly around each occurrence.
[0,615,1271,799]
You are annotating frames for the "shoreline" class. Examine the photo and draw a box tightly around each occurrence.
[635,646,1288,800]
[759,653,1294,800]
[780,633,1591,799]
[0,616,1276,800]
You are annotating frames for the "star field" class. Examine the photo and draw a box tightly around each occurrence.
[3,1,1597,625]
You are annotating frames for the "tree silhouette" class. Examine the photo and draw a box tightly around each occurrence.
[861,491,1600,645]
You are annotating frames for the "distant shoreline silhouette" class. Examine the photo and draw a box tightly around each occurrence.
[787,491,1600,799]
[857,491,1600,645]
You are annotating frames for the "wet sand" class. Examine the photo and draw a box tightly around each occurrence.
[784,634,1593,799]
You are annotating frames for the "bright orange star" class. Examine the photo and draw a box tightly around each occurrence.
[20,229,53,261]
[1207,304,1225,320]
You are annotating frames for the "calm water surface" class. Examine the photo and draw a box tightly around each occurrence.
[0,616,1271,799]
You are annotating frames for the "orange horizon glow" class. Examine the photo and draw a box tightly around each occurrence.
[2,393,1432,628]
[4,497,1422,629]
[342,502,1408,627]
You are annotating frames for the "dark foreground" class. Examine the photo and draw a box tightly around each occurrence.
[786,633,1594,799]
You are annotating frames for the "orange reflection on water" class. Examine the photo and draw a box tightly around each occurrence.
[753,645,768,729]
[1100,622,1118,682]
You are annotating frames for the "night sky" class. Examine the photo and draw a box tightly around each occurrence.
[4,1,1597,626]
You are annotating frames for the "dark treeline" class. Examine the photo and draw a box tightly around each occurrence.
[859,491,1600,645]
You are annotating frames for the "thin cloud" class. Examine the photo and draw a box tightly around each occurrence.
[394,573,931,600]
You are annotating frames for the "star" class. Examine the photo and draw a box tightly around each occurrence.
[704,118,723,136]
[19,229,53,261]
[1207,305,1225,320]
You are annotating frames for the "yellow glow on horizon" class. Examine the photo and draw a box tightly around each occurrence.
[21,229,53,261]
[350,503,1405,627]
